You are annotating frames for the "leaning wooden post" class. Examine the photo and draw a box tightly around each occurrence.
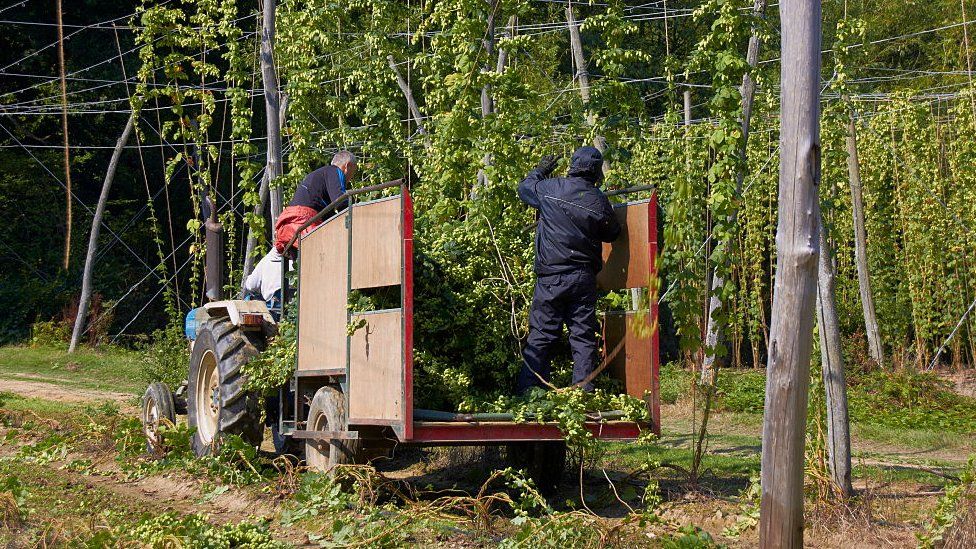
[847,111,884,366]
[759,0,822,545]
[68,114,136,352]
[388,55,427,136]
[701,0,768,382]
[260,0,283,228]
[815,211,854,499]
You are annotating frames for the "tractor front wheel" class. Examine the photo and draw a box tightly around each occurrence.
[141,381,176,456]
[186,318,264,456]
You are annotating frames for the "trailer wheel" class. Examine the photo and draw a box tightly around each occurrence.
[508,441,566,496]
[187,318,264,456]
[305,386,361,471]
[142,382,176,456]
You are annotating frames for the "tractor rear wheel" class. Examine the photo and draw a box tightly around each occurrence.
[141,381,176,456]
[305,385,362,471]
[187,318,264,456]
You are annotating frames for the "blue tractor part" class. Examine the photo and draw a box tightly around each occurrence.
[184,307,204,341]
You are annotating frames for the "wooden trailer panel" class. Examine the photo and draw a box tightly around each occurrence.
[351,197,402,290]
[597,200,651,291]
[347,310,405,425]
[603,311,652,399]
[297,214,349,372]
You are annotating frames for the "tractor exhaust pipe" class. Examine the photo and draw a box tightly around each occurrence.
[205,217,224,302]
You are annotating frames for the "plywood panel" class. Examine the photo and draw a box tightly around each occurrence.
[597,201,650,291]
[297,213,348,371]
[603,311,652,399]
[348,311,404,423]
[351,197,402,290]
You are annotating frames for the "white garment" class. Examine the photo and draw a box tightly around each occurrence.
[244,249,284,302]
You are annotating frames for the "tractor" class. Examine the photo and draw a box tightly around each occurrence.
[140,180,660,489]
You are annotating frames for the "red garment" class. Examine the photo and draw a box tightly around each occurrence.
[274,205,321,253]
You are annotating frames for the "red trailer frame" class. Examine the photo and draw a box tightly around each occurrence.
[289,184,660,446]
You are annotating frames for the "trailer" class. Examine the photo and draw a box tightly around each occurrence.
[141,180,660,488]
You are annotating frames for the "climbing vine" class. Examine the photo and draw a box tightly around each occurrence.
[132,0,976,408]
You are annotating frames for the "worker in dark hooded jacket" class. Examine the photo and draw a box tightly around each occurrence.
[517,146,621,393]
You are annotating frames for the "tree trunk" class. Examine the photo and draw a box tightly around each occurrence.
[759,0,822,546]
[815,211,854,499]
[260,0,283,228]
[566,2,609,178]
[847,112,884,365]
[68,114,136,353]
[701,0,768,383]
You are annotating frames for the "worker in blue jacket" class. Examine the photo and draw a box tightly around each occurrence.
[517,146,622,393]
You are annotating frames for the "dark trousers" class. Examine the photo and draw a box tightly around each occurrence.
[518,271,600,393]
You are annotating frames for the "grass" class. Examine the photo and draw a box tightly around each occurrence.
[661,365,976,457]
[853,422,976,453]
[0,391,87,418]
[0,344,144,394]
[0,458,150,546]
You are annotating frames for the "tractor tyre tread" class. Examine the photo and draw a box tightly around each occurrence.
[187,318,264,457]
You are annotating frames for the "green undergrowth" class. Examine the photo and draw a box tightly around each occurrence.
[918,456,976,548]
[137,324,190,391]
[698,367,976,436]
[0,456,283,547]
[0,343,144,393]
[0,387,732,547]
[846,370,976,433]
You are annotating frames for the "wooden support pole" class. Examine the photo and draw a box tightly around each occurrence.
[701,0,768,381]
[476,14,516,197]
[480,3,498,118]
[847,111,884,365]
[260,0,283,228]
[684,89,692,127]
[566,1,609,178]
[68,114,136,353]
[242,94,289,284]
[56,0,72,270]
[816,211,854,499]
[759,0,822,546]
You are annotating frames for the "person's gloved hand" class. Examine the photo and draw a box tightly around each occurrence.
[535,154,558,177]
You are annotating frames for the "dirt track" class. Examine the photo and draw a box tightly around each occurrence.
[0,378,134,406]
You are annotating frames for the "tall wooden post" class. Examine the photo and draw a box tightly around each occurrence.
[816,212,853,498]
[701,0,768,381]
[566,1,609,178]
[68,114,136,352]
[847,112,884,365]
[759,0,822,546]
[684,89,692,127]
[242,97,288,284]
[260,0,283,228]
[56,0,72,269]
